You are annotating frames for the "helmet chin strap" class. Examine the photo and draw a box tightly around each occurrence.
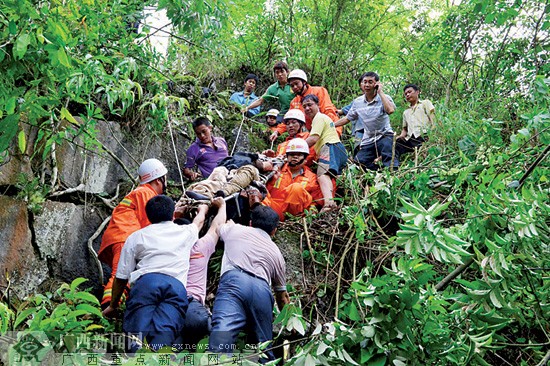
[288,155,306,167]
[160,176,167,194]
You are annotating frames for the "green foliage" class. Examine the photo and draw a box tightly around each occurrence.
[4,278,113,362]
[275,303,307,337]
[1,0,548,364]
[287,80,550,365]
[158,0,225,37]
[0,302,14,334]
[396,196,471,264]
[13,278,103,328]
[16,174,50,214]
[0,0,215,165]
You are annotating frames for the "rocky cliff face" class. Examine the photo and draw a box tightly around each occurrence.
[0,119,191,300]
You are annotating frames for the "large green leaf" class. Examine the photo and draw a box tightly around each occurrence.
[0,114,20,155]
[69,277,88,293]
[13,33,31,60]
[17,130,26,154]
[14,307,36,329]
[72,292,100,306]
[75,303,103,318]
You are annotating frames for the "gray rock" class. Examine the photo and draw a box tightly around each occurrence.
[0,123,35,186]
[55,119,191,195]
[34,201,103,291]
[0,196,48,299]
[57,120,137,194]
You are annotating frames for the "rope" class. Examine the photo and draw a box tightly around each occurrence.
[231,112,246,156]
[167,114,186,192]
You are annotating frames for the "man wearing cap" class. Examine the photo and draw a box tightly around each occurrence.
[230,74,261,117]
[98,158,168,308]
[265,108,286,137]
[244,61,294,123]
[262,138,323,220]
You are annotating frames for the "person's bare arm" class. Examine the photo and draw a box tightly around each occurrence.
[183,168,200,181]
[429,109,437,126]
[334,116,350,127]
[243,97,265,113]
[305,135,320,147]
[377,83,395,115]
[207,197,227,238]
[192,204,209,231]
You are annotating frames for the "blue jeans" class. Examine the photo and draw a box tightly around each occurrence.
[355,135,398,170]
[208,269,275,361]
[179,297,211,351]
[123,273,188,352]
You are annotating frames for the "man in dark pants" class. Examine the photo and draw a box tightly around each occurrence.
[396,83,436,155]
[335,71,397,170]
[208,205,290,362]
[102,195,208,352]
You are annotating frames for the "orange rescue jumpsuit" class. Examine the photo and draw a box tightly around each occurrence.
[269,123,287,136]
[289,86,342,136]
[98,184,157,306]
[263,164,323,221]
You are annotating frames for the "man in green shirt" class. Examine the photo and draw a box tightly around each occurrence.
[244,61,294,123]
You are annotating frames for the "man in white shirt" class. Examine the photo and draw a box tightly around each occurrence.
[102,195,209,352]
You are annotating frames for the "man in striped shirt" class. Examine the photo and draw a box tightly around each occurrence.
[335,71,398,170]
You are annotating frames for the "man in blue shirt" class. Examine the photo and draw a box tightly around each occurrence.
[335,71,397,170]
[338,99,363,152]
[230,74,261,117]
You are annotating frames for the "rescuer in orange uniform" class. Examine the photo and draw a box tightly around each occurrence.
[269,70,342,140]
[263,109,316,166]
[287,69,342,136]
[265,108,286,136]
[263,138,323,221]
[98,158,168,308]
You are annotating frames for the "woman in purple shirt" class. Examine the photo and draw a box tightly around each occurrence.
[183,117,229,181]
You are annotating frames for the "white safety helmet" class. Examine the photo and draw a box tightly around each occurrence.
[283,109,305,124]
[285,138,310,155]
[266,109,279,117]
[288,69,308,83]
[138,158,168,184]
